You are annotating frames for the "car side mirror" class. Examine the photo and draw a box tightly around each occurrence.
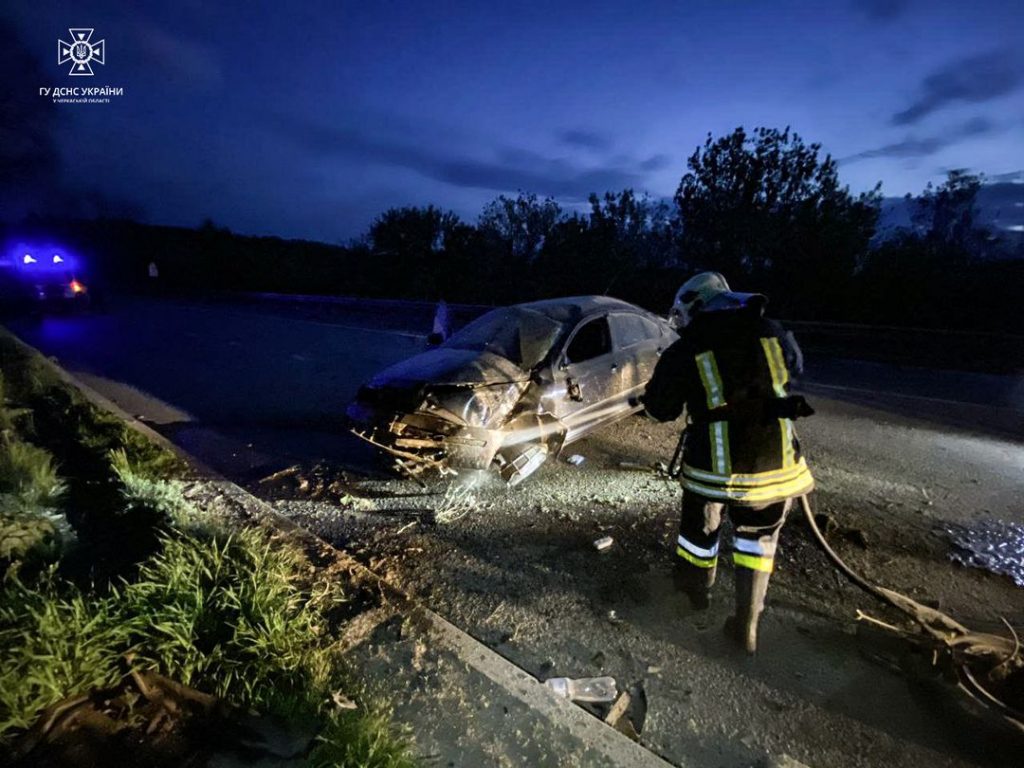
[426,332,444,348]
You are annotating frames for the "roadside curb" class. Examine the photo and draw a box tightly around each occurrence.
[10,331,678,767]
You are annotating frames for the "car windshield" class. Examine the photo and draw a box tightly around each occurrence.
[443,307,564,370]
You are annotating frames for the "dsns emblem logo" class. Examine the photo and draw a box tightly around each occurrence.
[58,28,105,76]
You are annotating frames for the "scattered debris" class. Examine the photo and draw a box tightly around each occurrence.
[258,464,301,485]
[434,478,481,524]
[607,609,622,625]
[543,676,618,703]
[948,519,1024,587]
[593,535,614,552]
[603,691,632,726]
[617,459,671,476]
[565,454,586,466]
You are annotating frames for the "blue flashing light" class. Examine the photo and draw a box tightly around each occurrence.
[7,242,80,273]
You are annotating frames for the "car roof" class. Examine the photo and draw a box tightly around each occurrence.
[514,295,650,323]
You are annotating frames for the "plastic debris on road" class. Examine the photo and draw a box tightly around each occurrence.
[543,676,618,703]
[948,519,1024,587]
[593,536,614,551]
[565,454,585,466]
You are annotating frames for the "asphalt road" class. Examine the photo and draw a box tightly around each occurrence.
[6,296,1024,767]
[9,296,1020,477]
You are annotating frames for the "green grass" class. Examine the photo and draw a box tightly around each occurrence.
[0,328,186,482]
[0,327,416,765]
[0,524,414,765]
[123,526,337,706]
[0,439,66,508]
[0,369,74,566]
[311,707,416,768]
[0,573,130,734]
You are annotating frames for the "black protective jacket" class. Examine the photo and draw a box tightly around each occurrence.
[645,306,814,505]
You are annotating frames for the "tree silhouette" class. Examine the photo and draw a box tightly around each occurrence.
[911,169,989,253]
[478,192,563,264]
[674,126,881,317]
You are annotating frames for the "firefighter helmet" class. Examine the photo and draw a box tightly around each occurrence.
[669,271,731,329]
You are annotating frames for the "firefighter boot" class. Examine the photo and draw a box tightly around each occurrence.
[724,567,771,653]
[673,561,717,610]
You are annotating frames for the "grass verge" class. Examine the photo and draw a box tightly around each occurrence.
[0,327,414,766]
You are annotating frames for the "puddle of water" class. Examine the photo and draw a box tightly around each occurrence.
[947,519,1024,587]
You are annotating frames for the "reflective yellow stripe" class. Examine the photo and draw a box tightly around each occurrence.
[682,457,809,488]
[779,417,795,469]
[709,421,731,475]
[677,546,718,569]
[695,351,727,409]
[733,552,774,572]
[681,466,815,503]
[760,337,789,397]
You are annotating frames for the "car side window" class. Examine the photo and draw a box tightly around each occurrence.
[610,313,652,348]
[564,317,611,364]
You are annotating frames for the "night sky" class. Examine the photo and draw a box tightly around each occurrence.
[5,1,1023,242]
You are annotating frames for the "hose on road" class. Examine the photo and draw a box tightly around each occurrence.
[798,493,1024,734]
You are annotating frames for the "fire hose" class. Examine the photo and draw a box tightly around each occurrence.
[662,431,1022,732]
[798,494,1024,734]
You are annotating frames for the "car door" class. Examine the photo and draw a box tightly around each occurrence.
[609,311,672,400]
[549,315,626,442]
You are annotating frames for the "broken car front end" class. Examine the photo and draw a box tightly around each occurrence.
[348,378,521,478]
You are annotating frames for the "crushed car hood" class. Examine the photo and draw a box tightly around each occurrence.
[367,348,529,390]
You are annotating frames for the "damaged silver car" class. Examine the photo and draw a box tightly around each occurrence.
[346,296,677,485]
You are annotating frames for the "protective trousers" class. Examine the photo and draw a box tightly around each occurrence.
[674,492,791,651]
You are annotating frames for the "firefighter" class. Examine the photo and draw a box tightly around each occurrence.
[644,272,814,653]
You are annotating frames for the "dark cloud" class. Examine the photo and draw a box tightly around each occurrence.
[842,117,995,163]
[559,129,613,151]
[988,169,1024,184]
[853,0,910,22]
[266,114,653,199]
[892,49,1022,126]
[639,154,671,172]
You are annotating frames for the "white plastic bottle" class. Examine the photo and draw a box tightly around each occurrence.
[544,676,618,703]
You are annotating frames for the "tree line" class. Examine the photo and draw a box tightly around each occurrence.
[6,126,1022,333]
